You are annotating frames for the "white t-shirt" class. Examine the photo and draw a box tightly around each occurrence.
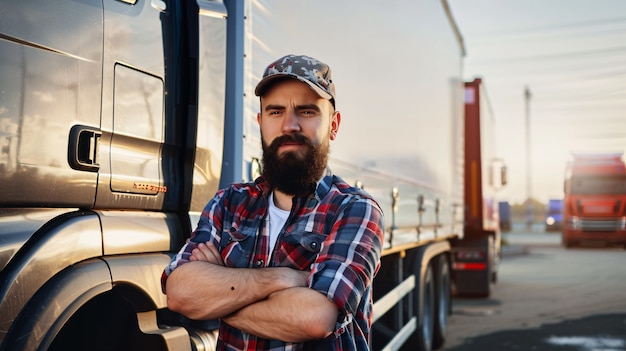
[267,191,290,255]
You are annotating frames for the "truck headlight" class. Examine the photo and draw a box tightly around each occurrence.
[569,216,581,230]
[546,216,555,226]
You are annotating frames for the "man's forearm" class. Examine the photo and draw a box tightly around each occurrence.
[223,286,339,342]
[166,261,308,320]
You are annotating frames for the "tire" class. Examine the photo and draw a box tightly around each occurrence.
[433,255,450,350]
[414,262,435,351]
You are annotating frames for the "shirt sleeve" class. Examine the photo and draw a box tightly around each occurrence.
[161,189,227,293]
[308,196,384,317]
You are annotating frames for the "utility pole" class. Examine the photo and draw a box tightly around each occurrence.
[525,86,533,229]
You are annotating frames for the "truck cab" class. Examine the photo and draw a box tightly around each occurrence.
[562,153,626,248]
[0,1,226,349]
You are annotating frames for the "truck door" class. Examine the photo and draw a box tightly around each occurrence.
[0,0,103,207]
[95,0,167,210]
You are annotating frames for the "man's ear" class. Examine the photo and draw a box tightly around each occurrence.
[257,112,261,124]
[330,111,341,140]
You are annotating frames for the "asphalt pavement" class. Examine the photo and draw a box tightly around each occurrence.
[445,313,626,351]
[445,224,626,351]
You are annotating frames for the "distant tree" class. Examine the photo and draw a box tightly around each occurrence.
[510,198,546,222]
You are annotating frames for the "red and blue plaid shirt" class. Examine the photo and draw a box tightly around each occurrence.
[163,174,384,350]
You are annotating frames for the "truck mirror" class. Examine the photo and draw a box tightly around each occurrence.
[249,157,262,181]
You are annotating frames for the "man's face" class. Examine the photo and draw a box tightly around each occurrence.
[257,79,340,195]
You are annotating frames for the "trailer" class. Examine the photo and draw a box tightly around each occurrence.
[451,78,507,298]
[0,1,503,350]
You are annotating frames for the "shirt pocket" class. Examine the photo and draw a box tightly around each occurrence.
[222,226,256,268]
[279,231,326,270]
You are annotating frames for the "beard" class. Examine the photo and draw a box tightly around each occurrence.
[261,133,329,196]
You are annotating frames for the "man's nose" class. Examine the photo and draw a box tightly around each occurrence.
[281,111,300,133]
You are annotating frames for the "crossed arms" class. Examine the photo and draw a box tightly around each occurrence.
[165,242,339,342]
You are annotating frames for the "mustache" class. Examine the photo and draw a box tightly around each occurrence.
[268,133,313,149]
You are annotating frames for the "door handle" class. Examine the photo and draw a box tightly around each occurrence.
[68,125,101,172]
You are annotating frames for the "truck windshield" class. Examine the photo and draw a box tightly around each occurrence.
[570,175,626,195]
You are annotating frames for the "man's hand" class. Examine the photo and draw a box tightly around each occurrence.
[190,241,224,266]
[223,286,339,342]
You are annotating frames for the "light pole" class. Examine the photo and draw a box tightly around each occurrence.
[525,86,533,229]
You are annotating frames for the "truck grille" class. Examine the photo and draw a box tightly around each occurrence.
[568,218,622,231]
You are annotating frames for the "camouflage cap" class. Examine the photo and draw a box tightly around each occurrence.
[255,54,336,103]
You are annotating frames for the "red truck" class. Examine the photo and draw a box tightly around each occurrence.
[562,153,626,248]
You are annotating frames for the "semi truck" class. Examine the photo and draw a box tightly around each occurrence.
[562,153,626,248]
[545,198,563,232]
[0,1,504,350]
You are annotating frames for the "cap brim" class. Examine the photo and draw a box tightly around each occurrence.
[254,73,333,100]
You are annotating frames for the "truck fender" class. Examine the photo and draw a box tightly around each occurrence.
[103,253,173,311]
[1,259,112,351]
[104,254,213,351]
[0,210,102,346]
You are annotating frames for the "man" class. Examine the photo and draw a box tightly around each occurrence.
[162,54,384,350]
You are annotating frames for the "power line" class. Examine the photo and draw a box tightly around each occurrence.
[469,27,626,45]
[467,45,626,64]
[466,16,626,37]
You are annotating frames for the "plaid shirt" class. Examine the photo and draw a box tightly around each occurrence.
[162,174,384,350]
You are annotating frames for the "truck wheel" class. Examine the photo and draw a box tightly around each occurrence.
[405,261,435,351]
[432,255,450,350]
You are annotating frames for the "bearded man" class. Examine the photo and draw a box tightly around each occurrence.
[162,54,384,351]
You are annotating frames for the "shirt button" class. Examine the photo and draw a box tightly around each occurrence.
[310,242,318,249]
[256,259,264,266]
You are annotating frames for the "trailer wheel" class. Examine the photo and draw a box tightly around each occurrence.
[433,255,450,350]
[406,261,435,351]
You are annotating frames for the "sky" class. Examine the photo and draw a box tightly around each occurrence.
[447,0,626,204]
